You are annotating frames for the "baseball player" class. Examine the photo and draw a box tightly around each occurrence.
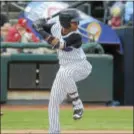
[33,8,92,134]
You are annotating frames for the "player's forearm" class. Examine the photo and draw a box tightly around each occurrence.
[32,20,82,49]
[36,30,65,49]
[40,31,82,50]
[32,20,64,49]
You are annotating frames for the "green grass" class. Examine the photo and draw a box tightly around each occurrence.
[1,109,133,130]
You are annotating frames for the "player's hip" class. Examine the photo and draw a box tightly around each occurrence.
[74,60,92,81]
[59,59,92,77]
[59,57,87,66]
[62,58,91,68]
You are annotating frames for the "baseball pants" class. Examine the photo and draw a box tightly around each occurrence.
[48,60,92,134]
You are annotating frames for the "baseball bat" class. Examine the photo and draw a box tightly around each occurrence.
[11,1,93,40]
[11,1,88,21]
[46,1,87,20]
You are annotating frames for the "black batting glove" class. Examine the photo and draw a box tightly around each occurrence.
[32,18,47,32]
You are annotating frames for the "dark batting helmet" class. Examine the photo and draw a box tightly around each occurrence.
[59,8,81,28]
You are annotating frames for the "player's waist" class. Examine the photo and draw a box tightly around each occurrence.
[59,57,87,66]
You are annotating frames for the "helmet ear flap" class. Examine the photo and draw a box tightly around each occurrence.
[59,13,72,28]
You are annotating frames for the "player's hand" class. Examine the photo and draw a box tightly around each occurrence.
[46,36,59,46]
[51,38,60,46]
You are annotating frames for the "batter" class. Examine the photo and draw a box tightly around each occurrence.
[33,8,92,134]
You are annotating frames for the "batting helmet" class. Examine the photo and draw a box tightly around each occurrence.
[59,8,81,28]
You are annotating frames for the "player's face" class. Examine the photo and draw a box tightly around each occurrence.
[70,22,79,31]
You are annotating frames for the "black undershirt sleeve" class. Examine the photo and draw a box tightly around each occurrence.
[42,23,55,34]
[33,19,82,49]
[63,33,82,48]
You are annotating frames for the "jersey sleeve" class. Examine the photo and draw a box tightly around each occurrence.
[63,33,82,48]
[42,23,55,34]
[52,32,82,50]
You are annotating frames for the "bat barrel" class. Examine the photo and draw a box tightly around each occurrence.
[47,1,87,20]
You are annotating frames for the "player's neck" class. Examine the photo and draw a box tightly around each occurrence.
[61,28,76,36]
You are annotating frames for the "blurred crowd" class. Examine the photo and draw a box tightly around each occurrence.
[107,1,133,28]
[0,16,56,55]
[0,1,133,55]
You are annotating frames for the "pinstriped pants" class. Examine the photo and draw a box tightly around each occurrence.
[48,60,92,134]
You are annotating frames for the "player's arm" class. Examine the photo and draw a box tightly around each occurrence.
[33,18,54,34]
[32,20,65,49]
[63,33,82,48]
[33,20,82,50]
[46,33,82,49]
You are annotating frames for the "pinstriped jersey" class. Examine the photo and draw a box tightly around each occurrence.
[51,22,86,65]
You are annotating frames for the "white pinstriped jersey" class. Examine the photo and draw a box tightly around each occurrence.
[51,22,86,65]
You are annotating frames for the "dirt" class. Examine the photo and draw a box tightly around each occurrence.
[1,130,133,134]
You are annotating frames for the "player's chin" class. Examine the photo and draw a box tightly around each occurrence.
[71,26,78,31]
